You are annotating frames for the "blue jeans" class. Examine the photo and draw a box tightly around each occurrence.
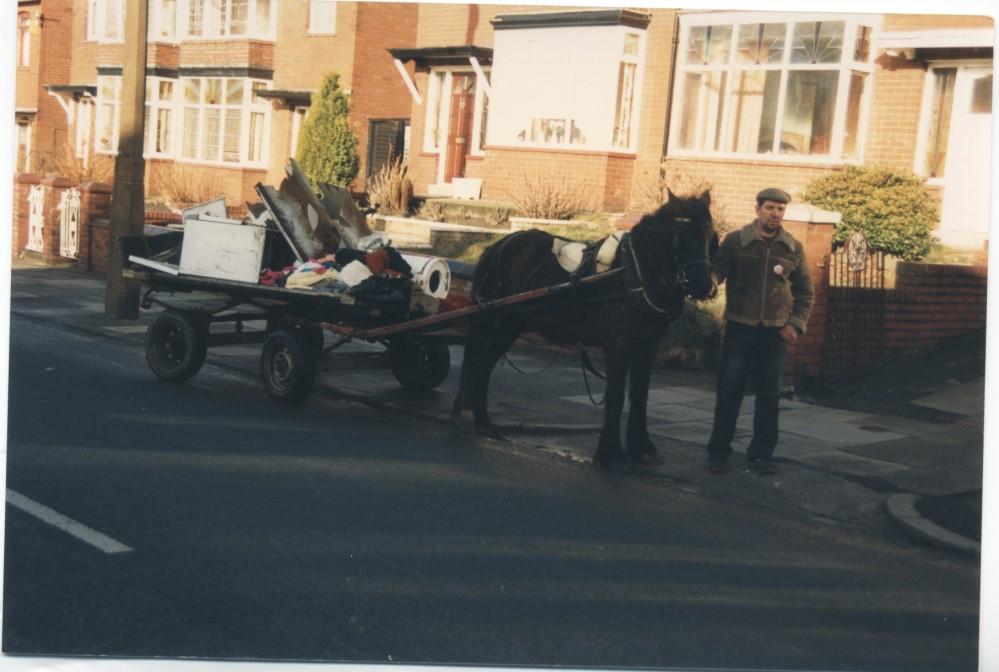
[707,321,787,462]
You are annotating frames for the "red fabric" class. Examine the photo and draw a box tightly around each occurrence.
[365,248,390,274]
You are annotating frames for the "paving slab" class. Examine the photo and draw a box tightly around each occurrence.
[842,435,983,468]
[779,421,907,446]
[792,450,908,477]
[648,420,741,443]
[910,378,985,416]
[881,463,983,497]
[778,407,873,427]
[644,404,714,423]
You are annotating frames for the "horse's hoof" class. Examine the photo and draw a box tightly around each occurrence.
[475,425,505,441]
[630,453,664,467]
[592,451,630,471]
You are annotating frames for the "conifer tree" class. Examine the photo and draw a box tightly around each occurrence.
[295,73,359,188]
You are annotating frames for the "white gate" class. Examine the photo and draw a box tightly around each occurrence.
[59,187,82,258]
[26,184,46,253]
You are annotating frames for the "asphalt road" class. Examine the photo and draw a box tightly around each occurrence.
[2,315,981,670]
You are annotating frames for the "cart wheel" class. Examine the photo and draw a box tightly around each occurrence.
[145,310,208,382]
[389,339,451,392]
[261,330,316,403]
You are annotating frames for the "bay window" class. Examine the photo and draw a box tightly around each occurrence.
[181,77,270,165]
[670,13,876,162]
[488,23,646,153]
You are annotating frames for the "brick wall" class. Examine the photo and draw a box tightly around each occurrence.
[781,211,836,387]
[661,158,834,229]
[179,40,274,69]
[883,262,988,352]
[350,2,419,188]
[24,0,74,170]
[883,14,993,30]
[406,6,677,212]
[145,160,266,210]
[16,3,42,109]
[864,60,927,170]
[78,180,112,270]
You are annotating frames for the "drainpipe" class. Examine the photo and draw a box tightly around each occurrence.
[659,12,682,181]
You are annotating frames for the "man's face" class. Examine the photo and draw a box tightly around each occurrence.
[755,200,786,239]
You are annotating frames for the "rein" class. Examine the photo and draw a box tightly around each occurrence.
[623,216,706,318]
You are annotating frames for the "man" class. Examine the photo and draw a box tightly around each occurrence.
[705,188,814,475]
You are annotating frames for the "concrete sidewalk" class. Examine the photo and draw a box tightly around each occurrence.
[7,264,986,555]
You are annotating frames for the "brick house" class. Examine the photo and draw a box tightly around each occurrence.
[660,10,994,248]
[37,0,417,205]
[389,6,992,247]
[15,0,75,173]
[18,4,993,249]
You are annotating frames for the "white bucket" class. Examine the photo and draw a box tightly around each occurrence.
[401,254,452,299]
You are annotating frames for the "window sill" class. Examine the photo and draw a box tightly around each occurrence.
[182,36,276,43]
[487,144,637,158]
[176,157,268,170]
[306,31,337,36]
[666,151,864,169]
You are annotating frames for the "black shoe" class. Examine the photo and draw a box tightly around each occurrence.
[705,456,730,474]
[747,458,778,475]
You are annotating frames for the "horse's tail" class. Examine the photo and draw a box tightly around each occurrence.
[473,230,551,300]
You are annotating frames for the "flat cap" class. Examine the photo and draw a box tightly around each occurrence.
[757,187,791,204]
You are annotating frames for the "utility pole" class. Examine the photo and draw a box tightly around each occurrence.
[104,0,149,318]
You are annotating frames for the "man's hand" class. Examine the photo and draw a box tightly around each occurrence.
[779,324,799,341]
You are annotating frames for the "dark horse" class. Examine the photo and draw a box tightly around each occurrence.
[452,190,718,468]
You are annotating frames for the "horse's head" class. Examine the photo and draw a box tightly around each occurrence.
[647,189,718,301]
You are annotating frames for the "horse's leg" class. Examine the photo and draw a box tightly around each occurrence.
[452,316,484,422]
[469,320,522,439]
[593,342,630,468]
[626,328,663,465]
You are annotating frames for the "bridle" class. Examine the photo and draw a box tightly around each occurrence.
[625,215,713,315]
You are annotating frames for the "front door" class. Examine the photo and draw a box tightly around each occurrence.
[444,74,476,183]
[939,66,993,248]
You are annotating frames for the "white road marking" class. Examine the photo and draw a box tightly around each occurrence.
[6,489,133,554]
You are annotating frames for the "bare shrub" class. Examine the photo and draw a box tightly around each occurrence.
[634,166,731,231]
[416,199,447,222]
[36,144,114,184]
[151,163,223,208]
[366,158,412,216]
[509,173,593,220]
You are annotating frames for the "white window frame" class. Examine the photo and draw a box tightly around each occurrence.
[95,75,122,154]
[612,31,645,151]
[148,0,179,42]
[667,11,879,166]
[75,99,94,161]
[421,68,491,156]
[144,78,178,157]
[912,58,991,186]
[179,76,271,167]
[183,0,276,40]
[17,121,33,173]
[308,0,336,35]
[290,105,308,156]
[18,13,31,67]
[87,0,125,43]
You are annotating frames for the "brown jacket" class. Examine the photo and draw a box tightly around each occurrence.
[711,222,814,334]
